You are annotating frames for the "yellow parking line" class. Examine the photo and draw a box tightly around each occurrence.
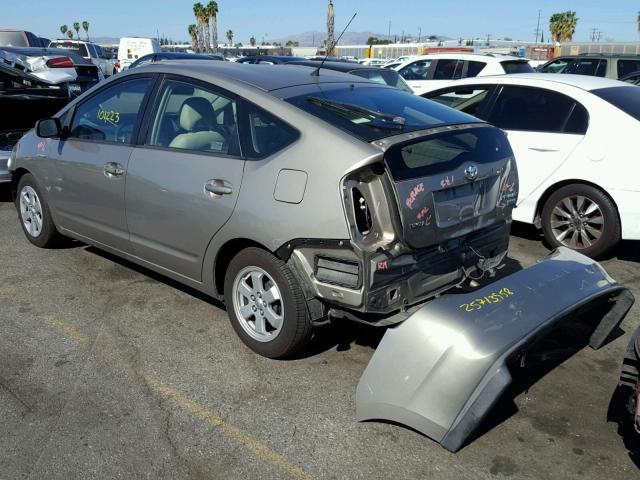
[1,290,315,480]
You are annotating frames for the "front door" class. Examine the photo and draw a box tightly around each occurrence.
[125,77,245,280]
[51,76,154,251]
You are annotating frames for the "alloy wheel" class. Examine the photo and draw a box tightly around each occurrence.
[550,195,604,250]
[232,266,284,342]
[19,186,44,238]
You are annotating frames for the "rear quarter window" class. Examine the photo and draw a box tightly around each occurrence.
[501,61,534,74]
[591,86,640,121]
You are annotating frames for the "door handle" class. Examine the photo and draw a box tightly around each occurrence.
[205,179,233,196]
[104,162,125,177]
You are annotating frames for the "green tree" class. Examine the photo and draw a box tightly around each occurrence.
[188,24,198,51]
[192,2,206,51]
[82,21,90,41]
[66,30,74,39]
[73,22,80,39]
[206,1,218,51]
[59,25,68,38]
[249,36,256,46]
[226,29,233,46]
[549,11,578,42]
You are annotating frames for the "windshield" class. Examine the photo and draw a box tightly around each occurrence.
[285,84,480,141]
[349,69,413,92]
[501,61,534,74]
[50,41,89,57]
[0,31,28,47]
[591,86,640,121]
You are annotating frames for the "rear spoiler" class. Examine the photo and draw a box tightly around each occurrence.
[356,247,634,452]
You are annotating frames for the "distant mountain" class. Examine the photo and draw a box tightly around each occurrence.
[270,31,451,47]
[270,31,387,47]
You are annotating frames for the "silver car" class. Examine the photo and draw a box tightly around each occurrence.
[8,62,518,358]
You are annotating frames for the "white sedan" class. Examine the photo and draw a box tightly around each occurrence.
[421,73,640,257]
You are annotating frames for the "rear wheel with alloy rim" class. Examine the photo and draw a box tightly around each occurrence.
[541,184,620,258]
[15,173,65,248]
[224,247,312,358]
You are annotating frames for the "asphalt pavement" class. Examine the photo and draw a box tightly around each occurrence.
[1,184,639,480]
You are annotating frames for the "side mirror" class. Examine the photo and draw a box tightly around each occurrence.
[36,118,61,138]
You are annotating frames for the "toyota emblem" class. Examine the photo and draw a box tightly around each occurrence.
[464,164,478,181]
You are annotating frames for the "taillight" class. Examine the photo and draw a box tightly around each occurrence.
[47,56,74,68]
[352,188,372,235]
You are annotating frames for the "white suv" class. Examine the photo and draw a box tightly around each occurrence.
[394,53,533,95]
[49,39,116,77]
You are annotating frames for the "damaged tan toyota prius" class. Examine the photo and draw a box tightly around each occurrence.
[9,63,634,452]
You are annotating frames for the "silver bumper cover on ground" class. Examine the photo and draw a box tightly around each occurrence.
[356,247,635,452]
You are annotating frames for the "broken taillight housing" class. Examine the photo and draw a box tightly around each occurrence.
[46,56,74,68]
[352,187,372,235]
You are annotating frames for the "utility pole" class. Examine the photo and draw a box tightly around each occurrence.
[388,21,391,42]
[486,33,491,46]
[534,9,541,43]
[418,26,421,43]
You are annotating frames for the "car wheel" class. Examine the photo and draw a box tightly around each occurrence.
[15,174,64,248]
[541,184,620,258]
[224,247,312,358]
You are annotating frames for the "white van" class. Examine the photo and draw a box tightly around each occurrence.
[117,37,160,72]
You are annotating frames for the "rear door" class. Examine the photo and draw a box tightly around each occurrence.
[484,85,588,204]
[125,76,245,280]
[50,75,155,251]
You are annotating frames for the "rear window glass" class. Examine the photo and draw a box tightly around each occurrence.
[349,69,413,92]
[50,41,89,57]
[0,31,28,47]
[501,61,534,74]
[285,84,480,141]
[386,126,513,181]
[591,86,640,121]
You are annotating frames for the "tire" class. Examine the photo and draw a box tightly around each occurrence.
[541,184,620,258]
[224,247,312,358]
[15,174,65,248]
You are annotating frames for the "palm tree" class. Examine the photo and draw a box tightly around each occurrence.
[82,21,90,41]
[60,25,68,38]
[249,36,256,47]
[66,30,74,39]
[226,29,233,46]
[549,11,578,43]
[73,22,81,39]
[206,1,218,51]
[188,24,198,51]
[326,0,335,54]
[192,2,205,51]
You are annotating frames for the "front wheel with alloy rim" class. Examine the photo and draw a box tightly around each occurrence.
[224,247,313,358]
[541,184,620,258]
[15,173,65,248]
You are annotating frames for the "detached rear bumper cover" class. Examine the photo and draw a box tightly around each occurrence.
[356,247,634,452]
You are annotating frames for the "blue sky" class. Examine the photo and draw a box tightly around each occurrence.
[3,0,639,43]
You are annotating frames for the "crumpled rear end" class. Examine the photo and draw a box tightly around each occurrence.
[356,247,634,452]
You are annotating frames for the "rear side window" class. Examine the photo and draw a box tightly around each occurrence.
[433,59,464,80]
[427,87,491,117]
[592,86,640,121]
[385,126,513,181]
[501,61,534,74]
[399,60,432,81]
[466,61,486,78]
[617,60,640,78]
[69,78,151,143]
[241,104,299,159]
[488,86,588,134]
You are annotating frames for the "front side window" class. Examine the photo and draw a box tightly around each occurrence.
[488,86,587,134]
[542,58,606,77]
[147,79,240,155]
[69,78,151,143]
[241,104,299,159]
[399,60,432,81]
[427,87,491,117]
[541,58,569,73]
[433,59,464,80]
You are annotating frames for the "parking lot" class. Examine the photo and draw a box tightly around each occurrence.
[1,183,639,479]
